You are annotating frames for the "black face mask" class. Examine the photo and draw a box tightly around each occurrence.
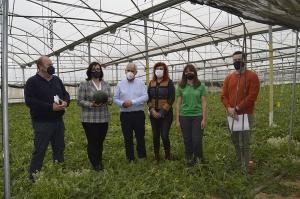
[233,61,244,70]
[91,71,103,80]
[186,73,195,80]
[47,65,55,75]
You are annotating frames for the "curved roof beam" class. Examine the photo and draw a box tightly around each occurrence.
[57,43,122,73]
[152,18,188,54]
[14,17,102,65]
[53,46,113,68]
[16,15,145,67]
[127,11,189,62]
[8,43,35,61]
[93,34,146,67]
[9,25,54,55]
[9,26,104,66]
[130,0,141,13]
[124,28,177,66]
[26,0,85,37]
[101,31,145,55]
[9,27,97,70]
[7,49,29,65]
[22,16,68,46]
[87,45,114,62]
[8,38,121,71]
[8,55,25,67]
[20,17,110,64]
[78,0,109,28]
[54,49,90,66]
[172,6,226,64]
[23,0,187,67]
[90,37,146,67]
[125,26,184,60]
[9,35,42,56]
[104,25,182,66]
[101,18,188,67]
[90,33,129,62]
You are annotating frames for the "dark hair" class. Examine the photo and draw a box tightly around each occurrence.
[179,64,201,88]
[233,51,246,60]
[86,62,103,81]
[152,62,169,81]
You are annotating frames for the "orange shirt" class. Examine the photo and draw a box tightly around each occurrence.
[221,70,260,114]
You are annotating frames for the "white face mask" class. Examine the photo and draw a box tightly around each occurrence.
[126,71,135,80]
[155,69,164,78]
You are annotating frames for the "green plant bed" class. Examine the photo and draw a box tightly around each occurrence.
[1,84,300,198]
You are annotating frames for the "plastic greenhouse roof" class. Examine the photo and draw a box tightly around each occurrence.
[190,0,300,30]
[2,0,299,84]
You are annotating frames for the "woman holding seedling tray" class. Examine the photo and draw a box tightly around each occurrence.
[77,62,111,171]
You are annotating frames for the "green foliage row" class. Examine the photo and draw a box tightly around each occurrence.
[1,84,300,198]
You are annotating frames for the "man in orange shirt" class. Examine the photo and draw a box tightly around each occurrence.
[221,51,260,173]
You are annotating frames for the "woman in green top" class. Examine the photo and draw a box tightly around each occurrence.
[175,64,207,166]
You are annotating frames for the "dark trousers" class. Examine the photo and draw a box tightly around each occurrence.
[82,122,108,168]
[29,119,65,174]
[179,116,203,161]
[150,110,173,155]
[231,131,250,169]
[229,114,253,170]
[120,111,146,160]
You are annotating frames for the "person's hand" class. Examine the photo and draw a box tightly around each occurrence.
[122,100,133,108]
[60,100,68,108]
[126,100,133,107]
[152,110,161,119]
[233,113,239,121]
[176,120,181,130]
[92,101,104,107]
[122,101,129,108]
[53,103,65,111]
[227,107,235,117]
[201,118,206,129]
[107,100,113,105]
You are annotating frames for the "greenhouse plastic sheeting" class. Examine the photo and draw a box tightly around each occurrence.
[190,0,300,30]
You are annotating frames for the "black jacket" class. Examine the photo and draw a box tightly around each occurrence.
[24,74,70,121]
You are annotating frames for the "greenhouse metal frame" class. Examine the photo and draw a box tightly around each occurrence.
[1,0,299,198]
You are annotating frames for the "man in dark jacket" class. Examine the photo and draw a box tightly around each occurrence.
[24,56,70,181]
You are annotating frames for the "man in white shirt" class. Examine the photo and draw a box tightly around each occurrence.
[113,63,149,161]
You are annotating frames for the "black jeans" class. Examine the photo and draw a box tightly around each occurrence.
[179,116,203,161]
[82,122,108,168]
[29,119,65,174]
[120,111,146,160]
[150,110,173,155]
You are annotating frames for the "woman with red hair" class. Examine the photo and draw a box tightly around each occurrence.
[147,62,175,161]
